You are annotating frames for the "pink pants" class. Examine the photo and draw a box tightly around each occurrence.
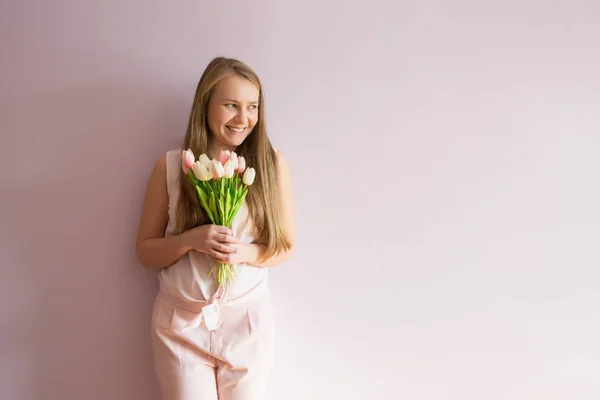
[150,289,275,400]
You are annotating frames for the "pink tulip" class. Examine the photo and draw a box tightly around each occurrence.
[219,150,231,166]
[182,149,195,174]
[211,161,225,179]
[230,152,239,171]
[236,156,246,173]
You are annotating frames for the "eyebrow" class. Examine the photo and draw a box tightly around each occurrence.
[222,98,259,105]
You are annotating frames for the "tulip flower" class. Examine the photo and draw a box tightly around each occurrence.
[199,153,212,170]
[219,150,231,166]
[229,152,239,171]
[211,161,225,179]
[182,149,195,174]
[236,156,246,173]
[192,161,212,181]
[223,160,235,178]
[243,167,256,185]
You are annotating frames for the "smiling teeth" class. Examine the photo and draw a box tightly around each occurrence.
[227,126,245,133]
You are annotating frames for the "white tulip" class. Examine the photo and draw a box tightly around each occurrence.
[242,167,256,185]
[199,153,212,170]
[223,160,235,178]
[192,161,212,181]
[211,161,225,179]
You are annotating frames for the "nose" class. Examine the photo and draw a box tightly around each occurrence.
[234,108,248,124]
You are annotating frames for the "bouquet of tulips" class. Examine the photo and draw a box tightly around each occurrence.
[181,149,256,290]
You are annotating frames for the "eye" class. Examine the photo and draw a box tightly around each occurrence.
[225,103,236,108]
[249,105,258,110]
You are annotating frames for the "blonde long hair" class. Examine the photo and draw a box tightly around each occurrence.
[175,57,291,262]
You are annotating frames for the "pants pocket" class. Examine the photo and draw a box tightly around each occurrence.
[169,306,202,333]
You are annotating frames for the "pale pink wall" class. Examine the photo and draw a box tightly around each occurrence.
[2,1,600,399]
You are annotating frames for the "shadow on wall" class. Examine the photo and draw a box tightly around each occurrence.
[0,78,190,399]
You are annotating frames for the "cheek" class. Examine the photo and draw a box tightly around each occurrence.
[210,111,231,130]
[206,105,221,129]
[249,114,259,127]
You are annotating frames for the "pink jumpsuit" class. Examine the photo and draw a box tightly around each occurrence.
[150,149,274,400]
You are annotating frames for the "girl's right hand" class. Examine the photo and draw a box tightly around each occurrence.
[182,224,240,262]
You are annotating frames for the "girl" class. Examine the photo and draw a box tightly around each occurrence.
[136,57,295,400]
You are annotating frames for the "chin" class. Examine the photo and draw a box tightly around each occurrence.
[226,133,251,144]
[220,138,242,148]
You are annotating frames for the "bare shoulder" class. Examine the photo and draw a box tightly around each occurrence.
[273,148,296,249]
[136,152,170,245]
[142,152,167,190]
[273,148,293,195]
[274,148,290,172]
[155,152,167,172]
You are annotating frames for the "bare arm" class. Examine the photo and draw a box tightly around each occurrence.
[135,154,191,268]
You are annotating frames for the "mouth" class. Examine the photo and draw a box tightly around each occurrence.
[226,125,246,134]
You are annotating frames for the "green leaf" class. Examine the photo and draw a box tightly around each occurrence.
[187,171,199,185]
[232,180,238,222]
[195,186,215,223]
[217,197,225,224]
[209,192,219,224]
[225,184,232,225]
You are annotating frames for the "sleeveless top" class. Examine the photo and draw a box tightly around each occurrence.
[157,149,268,302]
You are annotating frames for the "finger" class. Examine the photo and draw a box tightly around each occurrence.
[210,250,231,262]
[215,225,234,236]
[219,233,240,243]
[216,243,238,254]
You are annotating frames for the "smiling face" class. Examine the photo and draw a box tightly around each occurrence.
[206,74,260,156]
